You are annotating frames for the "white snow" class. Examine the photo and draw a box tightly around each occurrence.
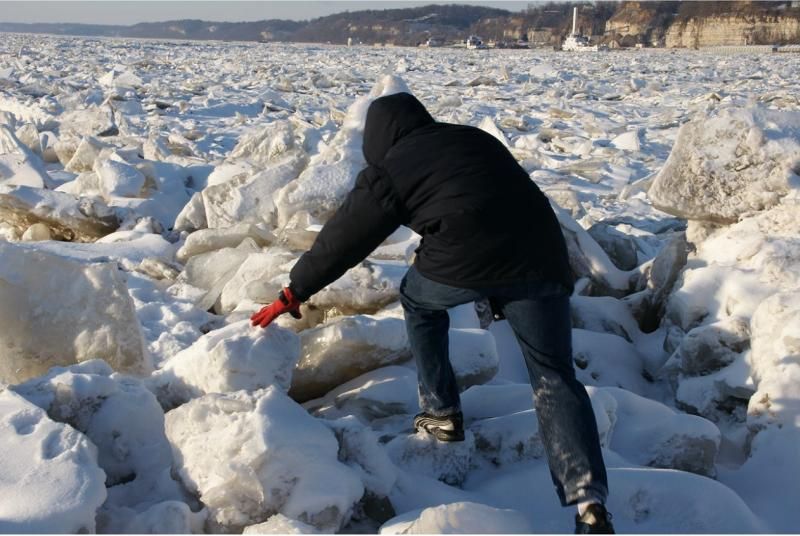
[0,389,107,533]
[1,33,798,533]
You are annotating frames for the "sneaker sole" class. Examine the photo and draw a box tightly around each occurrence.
[413,416,465,442]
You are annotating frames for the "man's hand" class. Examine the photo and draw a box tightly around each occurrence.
[250,287,302,328]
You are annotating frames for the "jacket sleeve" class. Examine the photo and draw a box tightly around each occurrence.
[289,167,404,301]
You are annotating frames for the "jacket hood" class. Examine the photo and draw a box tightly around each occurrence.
[363,92,434,165]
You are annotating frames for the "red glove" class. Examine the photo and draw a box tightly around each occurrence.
[250,287,303,328]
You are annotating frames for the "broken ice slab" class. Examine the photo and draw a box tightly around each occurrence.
[217,248,297,315]
[176,223,275,263]
[381,502,531,534]
[0,125,52,188]
[0,389,107,533]
[305,366,420,423]
[599,386,721,477]
[203,153,307,230]
[0,184,120,241]
[290,315,411,403]
[308,260,406,317]
[243,515,319,534]
[0,242,148,383]
[165,387,364,533]
[470,410,545,467]
[572,329,653,398]
[449,328,499,391]
[648,107,800,224]
[150,321,300,410]
[172,238,262,312]
[386,430,475,487]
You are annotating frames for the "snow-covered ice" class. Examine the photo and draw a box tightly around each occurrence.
[1,32,799,533]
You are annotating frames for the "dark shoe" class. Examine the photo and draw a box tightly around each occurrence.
[413,411,465,442]
[575,504,615,534]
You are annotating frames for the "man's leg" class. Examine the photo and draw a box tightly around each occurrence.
[499,286,608,507]
[399,266,482,416]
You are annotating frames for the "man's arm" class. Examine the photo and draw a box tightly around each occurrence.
[289,167,404,301]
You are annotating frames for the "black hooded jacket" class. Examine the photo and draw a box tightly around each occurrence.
[289,92,573,301]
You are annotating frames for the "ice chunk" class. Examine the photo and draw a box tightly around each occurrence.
[381,502,531,534]
[748,291,800,431]
[308,260,406,317]
[555,206,634,296]
[11,360,187,515]
[448,328,499,390]
[0,389,107,533]
[624,233,688,333]
[165,387,364,532]
[386,431,475,487]
[171,239,261,311]
[217,248,297,314]
[587,222,639,271]
[648,107,800,224]
[65,136,108,173]
[96,157,146,198]
[244,514,319,534]
[203,153,307,229]
[0,184,119,241]
[601,387,720,476]
[572,329,652,396]
[105,500,207,534]
[610,130,641,152]
[306,366,419,423]
[291,315,411,402]
[324,416,399,498]
[0,242,148,383]
[671,318,750,377]
[0,125,51,188]
[571,296,645,344]
[173,190,207,232]
[21,221,51,241]
[176,223,275,263]
[470,410,544,466]
[99,69,143,89]
[150,321,300,410]
[478,116,509,148]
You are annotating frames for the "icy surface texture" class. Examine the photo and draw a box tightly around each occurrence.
[649,107,800,224]
[175,223,274,263]
[0,184,119,241]
[380,501,532,534]
[165,386,364,532]
[0,125,51,188]
[600,387,720,476]
[10,361,193,526]
[387,431,476,487]
[0,242,147,384]
[292,314,411,402]
[0,389,107,533]
[150,321,300,409]
[243,514,319,534]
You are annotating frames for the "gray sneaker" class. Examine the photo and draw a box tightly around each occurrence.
[413,411,465,442]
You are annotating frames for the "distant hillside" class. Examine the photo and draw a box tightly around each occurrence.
[1,2,799,47]
[0,18,303,42]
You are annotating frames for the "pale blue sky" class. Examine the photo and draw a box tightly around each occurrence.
[0,1,537,24]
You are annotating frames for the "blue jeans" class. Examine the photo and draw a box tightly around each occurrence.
[399,266,608,506]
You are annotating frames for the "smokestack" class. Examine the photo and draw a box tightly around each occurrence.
[572,7,577,35]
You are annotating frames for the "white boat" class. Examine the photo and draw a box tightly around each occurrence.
[465,35,487,50]
[561,7,600,51]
